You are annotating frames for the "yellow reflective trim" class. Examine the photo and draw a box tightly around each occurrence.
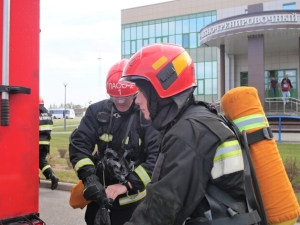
[172,51,191,76]
[119,189,146,205]
[99,133,113,142]
[39,141,50,145]
[233,114,264,124]
[125,136,129,145]
[152,56,168,70]
[233,114,269,132]
[74,158,94,172]
[41,165,51,173]
[211,140,244,179]
[39,124,53,131]
[134,165,151,187]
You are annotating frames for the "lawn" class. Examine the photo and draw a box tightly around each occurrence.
[42,133,300,205]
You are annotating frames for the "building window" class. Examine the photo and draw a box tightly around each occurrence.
[283,3,296,10]
[245,9,248,14]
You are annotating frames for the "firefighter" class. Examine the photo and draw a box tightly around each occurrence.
[39,96,59,190]
[121,43,261,225]
[69,59,159,225]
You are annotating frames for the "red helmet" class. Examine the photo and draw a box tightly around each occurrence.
[39,96,44,105]
[122,43,196,98]
[106,59,138,97]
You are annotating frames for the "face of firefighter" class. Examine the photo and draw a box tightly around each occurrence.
[111,94,135,112]
[135,91,150,120]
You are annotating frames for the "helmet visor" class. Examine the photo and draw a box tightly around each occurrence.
[110,93,137,104]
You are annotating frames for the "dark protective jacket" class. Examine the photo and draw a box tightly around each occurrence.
[125,99,246,225]
[39,105,53,149]
[69,99,159,207]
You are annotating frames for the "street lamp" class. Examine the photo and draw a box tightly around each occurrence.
[63,82,67,131]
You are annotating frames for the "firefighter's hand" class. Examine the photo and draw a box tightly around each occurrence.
[82,174,105,203]
[106,183,129,200]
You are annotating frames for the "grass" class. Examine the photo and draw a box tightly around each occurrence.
[42,132,300,205]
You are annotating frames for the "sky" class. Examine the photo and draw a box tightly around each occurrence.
[40,0,172,108]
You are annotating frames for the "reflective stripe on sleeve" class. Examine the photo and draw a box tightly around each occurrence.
[233,114,268,132]
[39,124,53,131]
[99,133,113,142]
[125,136,129,145]
[211,140,244,179]
[134,165,151,187]
[39,140,50,145]
[119,189,146,206]
[74,158,94,172]
[138,138,141,146]
[41,165,51,173]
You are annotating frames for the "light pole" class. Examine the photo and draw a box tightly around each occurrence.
[63,82,67,131]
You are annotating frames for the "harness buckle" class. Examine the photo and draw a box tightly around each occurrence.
[262,127,273,140]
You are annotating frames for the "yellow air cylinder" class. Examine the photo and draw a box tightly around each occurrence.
[221,86,300,225]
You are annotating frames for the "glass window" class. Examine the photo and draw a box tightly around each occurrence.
[149,38,155,44]
[197,62,204,79]
[125,27,130,41]
[162,22,168,36]
[176,20,182,34]
[175,34,182,46]
[190,18,196,32]
[149,24,155,38]
[205,62,212,78]
[205,79,213,94]
[283,3,296,10]
[156,23,161,36]
[169,21,175,35]
[162,36,168,43]
[130,27,136,40]
[183,19,189,33]
[143,39,149,46]
[197,79,204,94]
[125,41,130,55]
[212,61,218,78]
[137,39,142,51]
[131,40,136,54]
[143,25,148,38]
[190,33,197,48]
[197,17,204,32]
[122,41,124,55]
[183,34,189,48]
[122,28,124,40]
[212,78,218,94]
[204,15,212,26]
[156,37,161,43]
[169,35,175,44]
[137,26,142,39]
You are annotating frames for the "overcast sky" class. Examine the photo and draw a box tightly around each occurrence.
[40,0,172,108]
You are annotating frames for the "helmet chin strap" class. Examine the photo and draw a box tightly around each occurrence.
[149,87,158,120]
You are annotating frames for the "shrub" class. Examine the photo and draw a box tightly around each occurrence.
[284,157,300,183]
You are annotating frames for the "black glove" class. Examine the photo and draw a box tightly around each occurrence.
[83,174,106,203]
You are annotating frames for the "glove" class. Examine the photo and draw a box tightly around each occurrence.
[82,174,106,203]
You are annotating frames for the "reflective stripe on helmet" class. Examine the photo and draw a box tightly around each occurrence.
[41,165,51,173]
[211,140,244,179]
[134,165,151,187]
[119,189,146,206]
[172,51,192,76]
[233,114,268,132]
[39,124,53,131]
[39,140,50,145]
[74,158,94,172]
[99,133,113,142]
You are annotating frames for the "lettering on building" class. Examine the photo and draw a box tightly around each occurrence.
[200,13,298,39]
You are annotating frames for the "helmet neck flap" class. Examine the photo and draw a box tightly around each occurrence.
[136,79,195,131]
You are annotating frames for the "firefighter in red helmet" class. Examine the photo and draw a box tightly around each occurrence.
[121,43,259,225]
[69,59,159,225]
[39,96,59,190]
